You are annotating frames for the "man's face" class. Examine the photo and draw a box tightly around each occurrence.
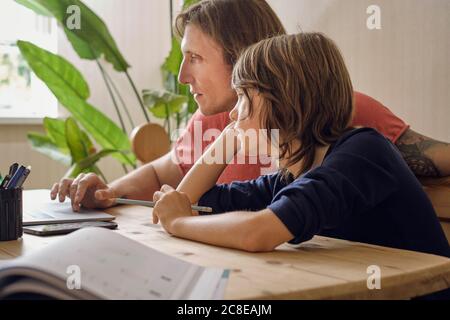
[179,24,237,115]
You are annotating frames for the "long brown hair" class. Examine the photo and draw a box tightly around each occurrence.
[232,33,354,177]
[175,0,286,66]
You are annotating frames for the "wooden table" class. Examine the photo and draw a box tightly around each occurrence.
[1,192,450,299]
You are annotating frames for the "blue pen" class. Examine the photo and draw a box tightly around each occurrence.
[15,166,31,188]
[9,163,18,177]
[5,165,26,189]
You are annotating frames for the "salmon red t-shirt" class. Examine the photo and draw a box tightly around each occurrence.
[174,91,409,184]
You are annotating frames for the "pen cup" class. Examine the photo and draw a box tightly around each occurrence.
[0,188,23,241]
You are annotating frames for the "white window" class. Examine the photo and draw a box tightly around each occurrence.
[0,1,58,123]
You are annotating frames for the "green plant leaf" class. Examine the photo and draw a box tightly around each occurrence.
[80,129,95,155]
[65,163,96,178]
[64,30,101,60]
[17,40,90,100]
[16,0,130,71]
[43,117,69,152]
[65,117,88,163]
[143,89,188,119]
[44,116,96,155]
[27,132,72,166]
[17,40,135,166]
[162,37,182,76]
[178,83,197,113]
[54,86,135,165]
[161,35,198,118]
[64,163,82,178]
[183,0,199,9]
[65,160,108,179]
[76,149,123,169]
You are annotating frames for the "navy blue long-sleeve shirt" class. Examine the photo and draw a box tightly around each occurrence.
[198,128,450,258]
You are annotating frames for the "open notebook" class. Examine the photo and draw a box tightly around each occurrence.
[23,189,115,226]
[0,227,229,299]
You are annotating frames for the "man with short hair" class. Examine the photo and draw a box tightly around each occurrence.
[50,0,450,212]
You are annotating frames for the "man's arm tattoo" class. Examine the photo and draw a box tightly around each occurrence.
[396,129,443,177]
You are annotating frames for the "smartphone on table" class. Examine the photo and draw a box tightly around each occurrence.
[23,221,118,236]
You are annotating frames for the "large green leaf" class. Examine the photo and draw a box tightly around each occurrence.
[17,40,135,166]
[162,37,183,76]
[16,0,129,71]
[143,89,188,119]
[43,116,95,155]
[80,129,95,155]
[77,149,123,170]
[43,117,69,152]
[27,132,71,166]
[64,30,101,60]
[66,149,118,179]
[53,86,135,165]
[65,163,99,179]
[17,40,90,100]
[65,117,88,163]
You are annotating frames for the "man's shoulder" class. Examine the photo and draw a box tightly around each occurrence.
[354,91,382,108]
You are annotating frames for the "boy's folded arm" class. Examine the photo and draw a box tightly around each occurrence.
[177,160,228,204]
[177,123,240,204]
[171,208,293,252]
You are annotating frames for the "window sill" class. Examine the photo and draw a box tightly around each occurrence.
[0,117,47,125]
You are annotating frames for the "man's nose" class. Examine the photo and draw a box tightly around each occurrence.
[178,59,192,85]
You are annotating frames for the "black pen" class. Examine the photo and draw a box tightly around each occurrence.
[9,163,18,177]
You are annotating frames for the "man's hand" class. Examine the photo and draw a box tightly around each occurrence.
[50,173,117,212]
[153,185,194,234]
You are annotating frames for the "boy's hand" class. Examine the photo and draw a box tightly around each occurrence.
[153,185,193,234]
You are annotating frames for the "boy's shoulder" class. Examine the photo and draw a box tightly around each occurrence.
[327,127,399,160]
[336,127,391,145]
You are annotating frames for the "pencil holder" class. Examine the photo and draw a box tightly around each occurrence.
[0,188,23,241]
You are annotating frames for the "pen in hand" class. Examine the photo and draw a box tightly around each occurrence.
[114,198,213,213]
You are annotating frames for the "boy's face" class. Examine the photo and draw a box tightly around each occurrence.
[179,24,237,116]
[229,89,274,157]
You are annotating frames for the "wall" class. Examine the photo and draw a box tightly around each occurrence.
[1,0,449,189]
[268,0,450,141]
